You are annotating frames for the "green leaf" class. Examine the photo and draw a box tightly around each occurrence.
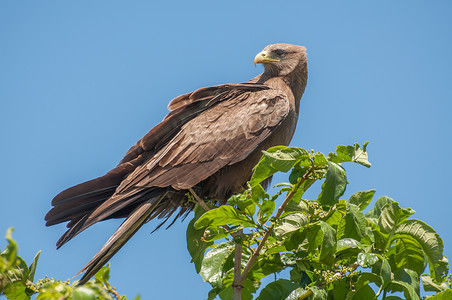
[289,165,309,184]
[389,280,420,300]
[355,272,382,290]
[292,270,312,288]
[365,196,394,224]
[274,212,309,238]
[327,142,371,167]
[195,205,255,229]
[357,252,378,268]
[94,263,110,285]
[37,282,69,299]
[324,199,347,227]
[337,204,367,241]
[319,221,336,259]
[335,238,363,261]
[380,257,392,292]
[318,161,347,207]
[3,281,29,300]
[332,281,349,300]
[200,241,235,287]
[187,205,214,273]
[27,250,41,282]
[346,284,376,300]
[313,152,328,167]
[336,238,363,251]
[72,287,97,300]
[392,219,448,282]
[421,274,450,292]
[427,289,452,300]
[257,199,275,225]
[284,199,309,215]
[250,183,269,203]
[370,227,389,251]
[284,224,321,254]
[309,286,328,299]
[218,287,233,300]
[251,253,285,278]
[230,184,268,218]
[289,177,316,205]
[0,230,29,284]
[256,279,299,300]
[203,226,233,243]
[394,236,427,275]
[218,284,254,300]
[285,288,310,300]
[379,202,415,234]
[1,228,29,284]
[348,190,375,211]
[263,147,310,172]
[207,288,219,300]
[3,228,18,268]
[392,269,420,296]
[250,146,309,187]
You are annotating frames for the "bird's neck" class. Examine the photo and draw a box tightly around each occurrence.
[257,60,308,113]
[286,60,308,112]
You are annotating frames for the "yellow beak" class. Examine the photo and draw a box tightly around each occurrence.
[254,51,280,67]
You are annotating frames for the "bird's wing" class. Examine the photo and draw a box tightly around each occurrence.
[83,87,290,226]
[141,88,290,189]
[121,83,270,162]
[46,83,268,227]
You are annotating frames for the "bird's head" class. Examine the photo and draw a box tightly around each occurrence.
[254,43,307,77]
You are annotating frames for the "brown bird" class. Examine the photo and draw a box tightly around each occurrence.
[45,43,308,285]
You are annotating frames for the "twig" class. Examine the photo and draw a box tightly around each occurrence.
[108,285,122,299]
[232,229,244,300]
[237,169,312,285]
[297,289,313,300]
[189,188,211,212]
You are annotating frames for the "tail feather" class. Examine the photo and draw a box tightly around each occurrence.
[56,215,89,249]
[52,186,118,205]
[51,174,123,206]
[54,188,159,248]
[46,195,112,226]
[76,195,164,285]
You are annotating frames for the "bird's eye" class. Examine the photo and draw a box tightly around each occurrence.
[274,49,286,56]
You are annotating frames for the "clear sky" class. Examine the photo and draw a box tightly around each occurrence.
[1,1,451,299]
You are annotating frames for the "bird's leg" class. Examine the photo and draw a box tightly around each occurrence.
[188,187,210,212]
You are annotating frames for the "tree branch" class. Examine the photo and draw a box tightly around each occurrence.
[233,229,243,300]
[237,169,312,285]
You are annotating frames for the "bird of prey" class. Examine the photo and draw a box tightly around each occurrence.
[45,43,308,285]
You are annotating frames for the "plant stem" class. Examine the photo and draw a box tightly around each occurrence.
[233,229,244,300]
[297,289,313,300]
[237,169,312,285]
[188,188,210,212]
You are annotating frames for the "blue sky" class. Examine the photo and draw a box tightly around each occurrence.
[1,1,451,299]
